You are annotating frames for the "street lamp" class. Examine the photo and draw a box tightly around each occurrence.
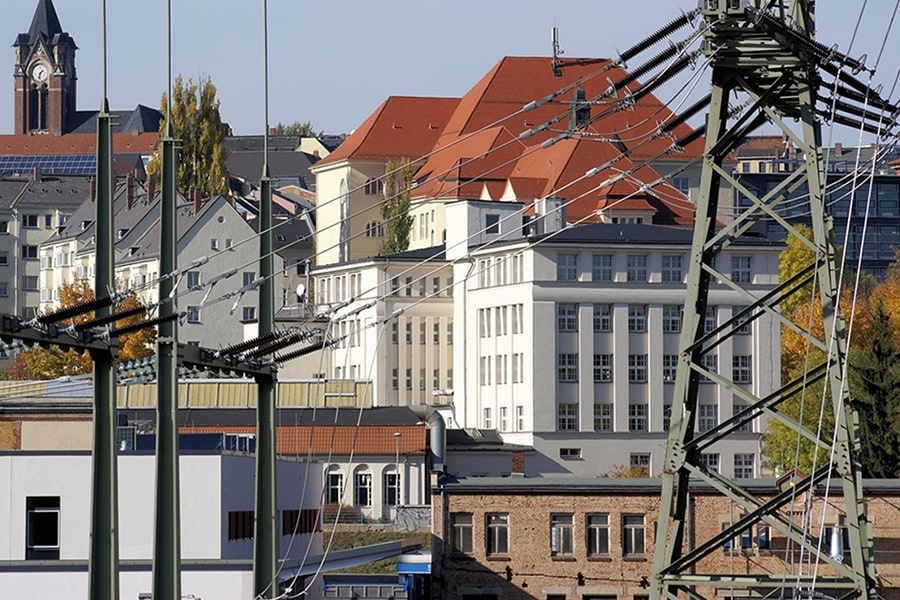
[393,432,401,505]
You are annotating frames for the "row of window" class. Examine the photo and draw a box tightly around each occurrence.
[18,213,63,230]
[477,304,524,337]
[556,303,752,335]
[556,353,753,384]
[228,508,320,541]
[391,367,452,391]
[450,511,647,558]
[325,468,401,507]
[553,401,755,434]
[481,405,526,431]
[391,320,454,345]
[555,252,753,284]
[478,353,525,386]
[186,270,257,291]
[476,254,525,288]
[390,275,453,298]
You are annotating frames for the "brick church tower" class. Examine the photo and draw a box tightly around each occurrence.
[13,0,77,136]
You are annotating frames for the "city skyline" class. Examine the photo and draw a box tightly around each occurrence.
[1,0,898,139]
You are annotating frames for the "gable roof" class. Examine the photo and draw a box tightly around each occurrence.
[313,96,460,168]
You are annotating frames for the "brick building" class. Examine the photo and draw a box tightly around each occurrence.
[431,476,900,600]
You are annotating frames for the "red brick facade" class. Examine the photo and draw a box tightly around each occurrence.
[432,478,900,600]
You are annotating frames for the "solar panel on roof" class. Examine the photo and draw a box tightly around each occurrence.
[0,155,96,176]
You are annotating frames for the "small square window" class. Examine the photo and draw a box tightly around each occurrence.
[186,306,201,323]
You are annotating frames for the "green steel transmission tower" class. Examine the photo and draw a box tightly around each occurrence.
[651,1,892,599]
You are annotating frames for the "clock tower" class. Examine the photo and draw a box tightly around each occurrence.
[13,0,77,136]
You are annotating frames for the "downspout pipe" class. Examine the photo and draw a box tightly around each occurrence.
[411,405,446,473]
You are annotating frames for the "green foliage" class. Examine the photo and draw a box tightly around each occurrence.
[146,75,229,199]
[778,224,816,318]
[325,526,429,575]
[762,345,835,476]
[273,120,318,137]
[380,158,414,255]
[848,301,900,477]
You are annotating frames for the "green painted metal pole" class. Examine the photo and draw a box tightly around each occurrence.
[152,0,182,594]
[88,93,120,600]
[254,0,278,596]
[88,3,119,598]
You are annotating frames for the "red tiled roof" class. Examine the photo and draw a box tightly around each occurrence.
[181,424,426,456]
[313,96,459,168]
[0,132,159,155]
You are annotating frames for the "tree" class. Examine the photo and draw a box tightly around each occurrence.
[848,300,900,477]
[273,120,318,137]
[146,75,229,199]
[380,158,414,254]
[6,281,156,380]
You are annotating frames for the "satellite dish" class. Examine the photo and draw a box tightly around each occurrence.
[296,283,306,300]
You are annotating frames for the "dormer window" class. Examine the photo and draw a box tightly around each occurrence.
[116,228,129,240]
[129,246,139,257]
[81,220,92,231]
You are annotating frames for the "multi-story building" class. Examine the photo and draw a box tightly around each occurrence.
[0,448,323,600]
[733,139,900,277]
[431,475,900,600]
[38,181,286,348]
[446,200,782,477]
[0,171,89,318]
[312,248,454,407]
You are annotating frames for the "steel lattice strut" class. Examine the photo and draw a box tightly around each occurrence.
[651,2,882,600]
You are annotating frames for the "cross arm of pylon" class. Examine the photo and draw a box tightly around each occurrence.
[1,313,112,354]
[179,342,275,377]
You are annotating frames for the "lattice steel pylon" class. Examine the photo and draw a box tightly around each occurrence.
[651,2,893,600]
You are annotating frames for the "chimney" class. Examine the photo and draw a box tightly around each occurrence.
[90,178,96,202]
[33,166,42,181]
[193,188,202,214]
[126,173,134,209]
[834,142,843,156]
[511,451,525,477]
[269,127,276,136]
[147,176,156,203]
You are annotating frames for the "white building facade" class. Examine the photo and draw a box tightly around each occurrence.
[313,253,454,407]
[0,450,323,600]
[447,201,782,478]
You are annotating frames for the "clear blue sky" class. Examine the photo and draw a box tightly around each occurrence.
[2,1,898,139]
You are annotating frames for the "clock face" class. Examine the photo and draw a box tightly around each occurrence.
[31,64,49,83]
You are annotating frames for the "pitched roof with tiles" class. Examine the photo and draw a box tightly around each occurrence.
[0,132,159,156]
[312,96,460,168]
[319,56,701,225]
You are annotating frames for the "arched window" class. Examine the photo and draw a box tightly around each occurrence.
[383,466,401,506]
[354,466,372,507]
[324,466,343,504]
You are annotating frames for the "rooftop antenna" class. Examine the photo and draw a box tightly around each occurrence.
[551,26,563,77]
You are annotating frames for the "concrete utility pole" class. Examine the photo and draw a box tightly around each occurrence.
[651,2,888,599]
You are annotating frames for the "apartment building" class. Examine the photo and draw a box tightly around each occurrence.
[0,172,89,318]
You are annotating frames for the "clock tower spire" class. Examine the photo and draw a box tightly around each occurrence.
[13,0,77,136]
